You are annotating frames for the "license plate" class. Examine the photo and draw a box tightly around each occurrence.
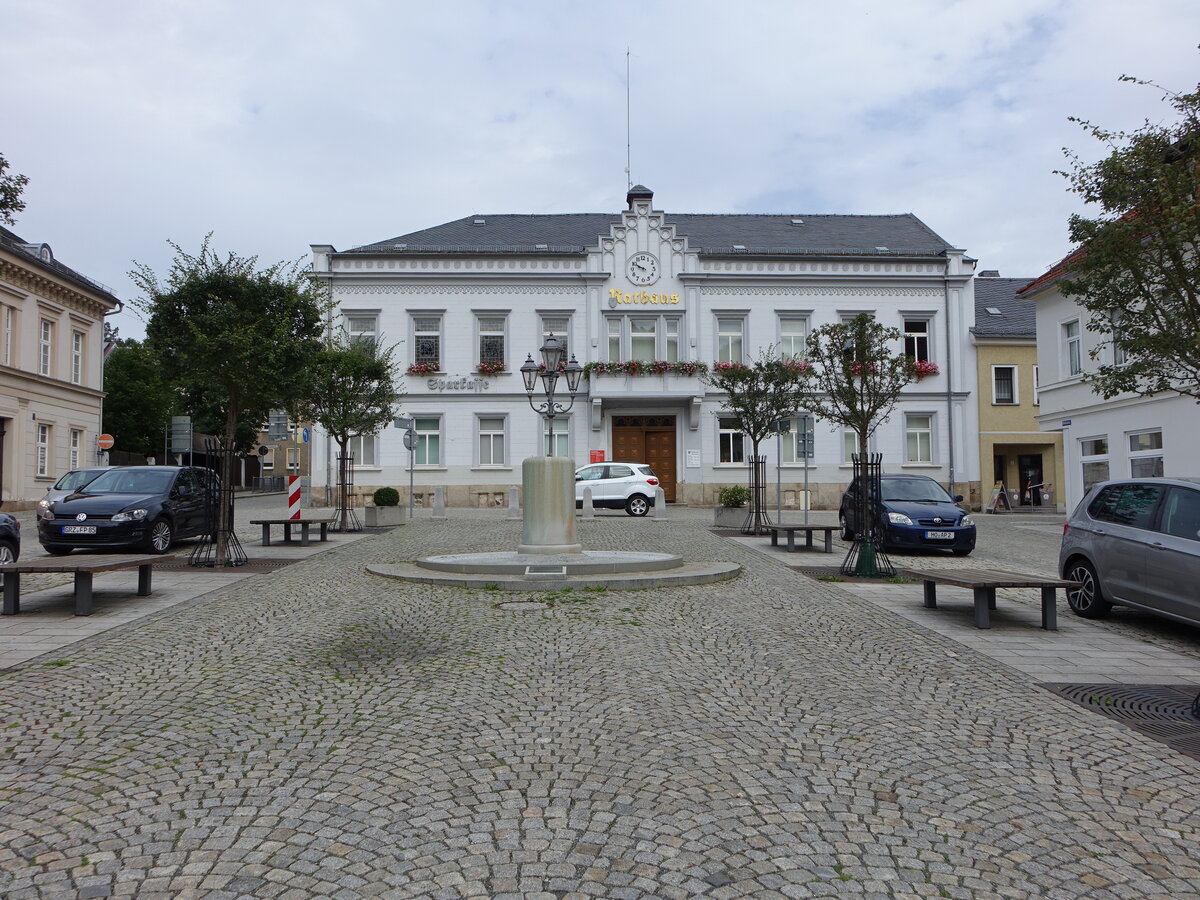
[62,525,97,535]
[925,530,954,540]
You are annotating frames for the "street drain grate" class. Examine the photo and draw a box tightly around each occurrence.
[155,558,297,573]
[1042,683,1200,761]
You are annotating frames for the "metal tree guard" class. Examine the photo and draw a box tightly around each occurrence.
[741,455,773,535]
[189,439,247,568]
[334,453,360,532]
[840,451,895,577]
[519,334,583,455]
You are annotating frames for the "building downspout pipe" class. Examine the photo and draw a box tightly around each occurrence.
[944,274,956,498]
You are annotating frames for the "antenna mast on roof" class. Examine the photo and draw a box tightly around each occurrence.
[625,48,632,190]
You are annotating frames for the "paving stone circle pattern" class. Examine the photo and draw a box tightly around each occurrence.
[2,516,1199,898]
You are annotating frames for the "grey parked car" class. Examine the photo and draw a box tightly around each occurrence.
[1060,477,1200,626]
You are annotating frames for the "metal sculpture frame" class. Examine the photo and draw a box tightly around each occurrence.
[840,452,895,577]
[334,454,361,533]
[741,455,773,535]
[189,440,247,568]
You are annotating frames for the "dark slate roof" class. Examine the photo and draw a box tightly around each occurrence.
[0,225,120,306]
[973,276,1037,339]
[347,212,956,258]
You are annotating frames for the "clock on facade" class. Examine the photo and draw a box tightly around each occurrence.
[626,252,659,285]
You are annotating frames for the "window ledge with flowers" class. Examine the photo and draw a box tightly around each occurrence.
[476,361,506,376]
[406,362,440,376]
[584,361,710,378]
[909,359,940,379]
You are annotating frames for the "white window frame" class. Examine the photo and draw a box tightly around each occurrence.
[412,314,442,370]
[345,312,379,346]
[262,447,275,470]
[2,305,14,367]
[991,365,1019,405]
[665,319,680,363]
[778,315,810,360]
[1033,365,1040,406]
[477,314,507,369]
[1127,429,1164,479]
[903,318,931,362]
[607,317,622,360]
[630,317,658,362]
[540,315,571,360]
[347,434,378,468]
[286,447,300,472]
[543,416,570,457]
[904,413,935,464]
[1063,320,1082,377]
[414,416,442,467]
[37,423,50,476]
[844,429,864,465]
[39,319,53,377]
[716,317,745,364]
[717,416,746,465]
[477,415,507,467]
[1079,435,1110,493]
[69,428,82,470]
[71,330,84,384]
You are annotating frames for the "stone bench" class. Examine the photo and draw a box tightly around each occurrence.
[766,524,838,553]
[0,554,166,616]
[902,567,1077,630]
[249,517,336,547]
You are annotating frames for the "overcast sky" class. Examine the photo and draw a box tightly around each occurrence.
[3,1,1197,339]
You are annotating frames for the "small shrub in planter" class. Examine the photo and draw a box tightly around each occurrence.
[718,485,750,508]
[373,487,400,507]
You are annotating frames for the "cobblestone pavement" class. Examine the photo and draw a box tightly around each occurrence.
[3,516,1200,899]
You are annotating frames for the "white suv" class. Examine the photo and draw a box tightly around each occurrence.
[575,462,660,516]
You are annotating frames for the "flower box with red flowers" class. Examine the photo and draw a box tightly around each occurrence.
[476,361,506,376]
[406,361,439,376]
[911,360,940,379]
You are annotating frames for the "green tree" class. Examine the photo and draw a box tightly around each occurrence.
[796,314,917,575]
[703,349,811,533]
[0,152,28,226]
[130,236,329,562]
[1057,76,1200,400]
[102,338,176,457]
[291,329,402,530]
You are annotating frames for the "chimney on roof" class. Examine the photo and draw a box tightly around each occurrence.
[978,269,1000,278]
[626,184,653,210]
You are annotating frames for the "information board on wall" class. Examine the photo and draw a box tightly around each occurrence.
[590,450,605,463]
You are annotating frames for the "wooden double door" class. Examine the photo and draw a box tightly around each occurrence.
[611,416,676,501]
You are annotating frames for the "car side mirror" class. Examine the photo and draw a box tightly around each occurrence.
[953,495,963,503]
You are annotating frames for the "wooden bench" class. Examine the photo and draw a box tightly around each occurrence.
[767,524,839,554]
[249,517,336,547]
[901,567,1077,630]
[0,554,166,616]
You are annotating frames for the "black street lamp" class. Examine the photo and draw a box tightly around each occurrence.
[520,334,583,456]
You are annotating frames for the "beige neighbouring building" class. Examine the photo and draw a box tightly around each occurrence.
[0,226,120,509]
[972,272,1064,512]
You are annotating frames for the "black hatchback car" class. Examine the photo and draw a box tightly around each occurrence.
[839,473,976,556]
[37,466,217,555]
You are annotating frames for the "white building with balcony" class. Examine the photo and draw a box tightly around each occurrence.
[310,186,981,509]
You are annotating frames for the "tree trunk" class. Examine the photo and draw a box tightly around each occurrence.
[216,408,238,567]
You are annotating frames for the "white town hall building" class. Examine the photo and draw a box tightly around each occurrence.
[309,186,981,509]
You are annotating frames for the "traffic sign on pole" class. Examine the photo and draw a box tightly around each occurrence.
[97,433,115,450]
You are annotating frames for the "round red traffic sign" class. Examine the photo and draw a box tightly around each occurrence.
[97,433,115,450]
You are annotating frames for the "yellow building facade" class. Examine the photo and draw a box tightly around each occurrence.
[973,274,1063,511]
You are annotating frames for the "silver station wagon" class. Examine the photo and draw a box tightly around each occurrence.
[1060,477,1200,626]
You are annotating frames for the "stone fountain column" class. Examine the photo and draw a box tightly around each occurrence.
[517,456,582,555]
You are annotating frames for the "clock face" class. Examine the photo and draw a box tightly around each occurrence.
[627,252,659,285]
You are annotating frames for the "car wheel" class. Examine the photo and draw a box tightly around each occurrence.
[145,518,174,554]
[0,540,15,565]
[625,495,650,517]
[1065,559,1112,619]
[951,548,972,557]
[840,514,855,541]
